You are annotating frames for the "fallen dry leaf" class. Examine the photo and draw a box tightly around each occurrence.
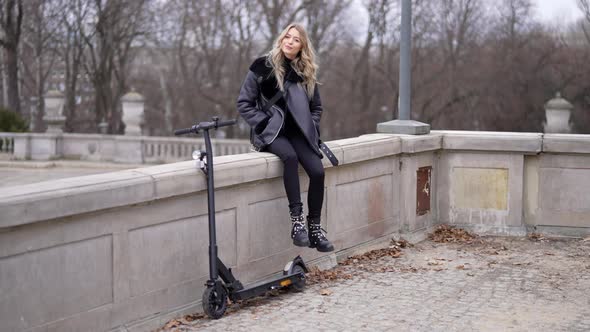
[163,319,183,329]
[340,239,404,266]
[467,272,475,277]
[394,238,413,248]
[307,266,353,284]
[428,225,477,244]
[184,313,206,322]
[528,233,546,242]
[391,251,402,258]
[319,289,333,296]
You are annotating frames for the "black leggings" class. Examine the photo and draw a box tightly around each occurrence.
[265,127,325,218]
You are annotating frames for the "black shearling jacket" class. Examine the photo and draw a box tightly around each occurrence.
[236,56,323,157]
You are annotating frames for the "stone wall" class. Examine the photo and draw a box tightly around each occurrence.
[1,131,589,332]
[434,132,590,237]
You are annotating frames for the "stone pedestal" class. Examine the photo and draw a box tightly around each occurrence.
[43,91,66,133]
[121,91,145,136]
[543,92,573,134]
[377,119,430,135]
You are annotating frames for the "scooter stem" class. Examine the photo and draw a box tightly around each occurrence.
[203,128,218,282]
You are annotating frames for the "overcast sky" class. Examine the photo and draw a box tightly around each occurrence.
[347,0,585,38]
[532,0,583,23]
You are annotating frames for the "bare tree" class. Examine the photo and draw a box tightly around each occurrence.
[0,0,23,114]
[53,0,584,137]
[578,0,590,43]
[19,0,62,131]
[303,0,351,60]
[80,0,149,134]
[256,0,311,50]
[58,0,92,132]
[411,0,485,128]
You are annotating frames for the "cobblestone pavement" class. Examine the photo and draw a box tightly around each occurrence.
[159,236,590,332]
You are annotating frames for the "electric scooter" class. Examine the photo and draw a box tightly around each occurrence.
[174,116,308,319]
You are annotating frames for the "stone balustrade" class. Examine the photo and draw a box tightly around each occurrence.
[2,132,251,163]
[1,131,590,332]
[142,136,251,164]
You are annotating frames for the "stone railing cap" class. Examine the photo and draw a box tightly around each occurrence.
[433,130,543,153]
[0,135,404,228]
[543,134,590,154]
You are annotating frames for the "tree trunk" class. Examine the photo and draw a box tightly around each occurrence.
[3,48,20,114]
[1,51,7,107]
[35,55,44,132]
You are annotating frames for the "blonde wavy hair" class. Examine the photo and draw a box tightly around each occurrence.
[267,23,318,98]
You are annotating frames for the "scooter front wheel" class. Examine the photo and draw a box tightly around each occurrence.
[202,285,228,319]
[289,264,306,292]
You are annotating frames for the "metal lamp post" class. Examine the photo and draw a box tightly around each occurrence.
[377,0,430,135]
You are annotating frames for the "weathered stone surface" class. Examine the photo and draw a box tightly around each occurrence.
[438,151,525,235]
[434,130,542,153]
[0,235,113,332]
[400,133,443,153]
[543,134,590,154]
[452,168,509,210]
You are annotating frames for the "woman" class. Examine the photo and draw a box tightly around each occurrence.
[237,23,333,252]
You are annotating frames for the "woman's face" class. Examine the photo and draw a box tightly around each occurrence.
[281,28,302,60]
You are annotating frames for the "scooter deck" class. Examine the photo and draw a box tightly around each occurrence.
[231,272,304,301]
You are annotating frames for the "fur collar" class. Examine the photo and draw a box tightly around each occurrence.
[249,56,273,79]
[249,56,304,83]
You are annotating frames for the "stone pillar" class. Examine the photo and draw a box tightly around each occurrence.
[121,90,145,136]
[544,92,573,133]
[43,90,66,133]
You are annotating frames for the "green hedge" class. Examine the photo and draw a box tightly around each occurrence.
[0,108,28,132]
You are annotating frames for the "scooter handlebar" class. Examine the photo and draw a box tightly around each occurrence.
[174,126,196,136]
[215,119,237,128]
[174,117,237,136]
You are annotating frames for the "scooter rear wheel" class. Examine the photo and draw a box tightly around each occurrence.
[202,285,228,319]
